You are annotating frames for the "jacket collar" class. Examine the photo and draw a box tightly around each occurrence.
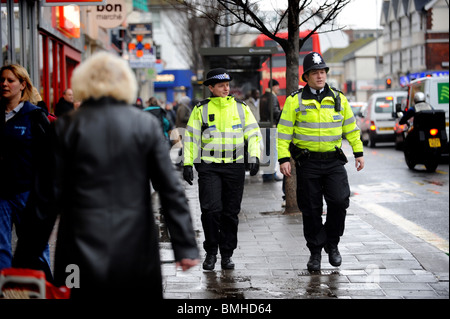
[302,84,333,101]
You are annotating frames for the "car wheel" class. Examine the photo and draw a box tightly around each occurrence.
[425,161,438,172]
[368,134,376,148]
[404,151,415,170]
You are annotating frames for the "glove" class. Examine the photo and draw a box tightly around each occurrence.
[183,166,194,185]
[249,157,260,176]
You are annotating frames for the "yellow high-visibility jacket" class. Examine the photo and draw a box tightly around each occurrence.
[277,85,363,161]
[184,96,262,166]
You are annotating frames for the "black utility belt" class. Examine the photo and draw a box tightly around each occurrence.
[289,143,348,164]
[308,151,338,160]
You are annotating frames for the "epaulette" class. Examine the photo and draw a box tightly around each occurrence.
[195,98,210,108]
[234,98,247,106]
[290,88,303,97]
[330,86,344,95]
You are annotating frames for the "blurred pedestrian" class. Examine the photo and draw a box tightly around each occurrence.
[40,51,199,299]
[54,88,74,117]
[260,79,283,182]
[165,102,177,128]
[183,68,262,270]
[175,96,192,129]
[143,97,172,146]
[134,97,144,109]
[175,96,192,166]
[0,64,53,280]
[245,89,260,122]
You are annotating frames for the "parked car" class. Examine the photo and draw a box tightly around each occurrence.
[357,91,407,148]
[394,75,449,155]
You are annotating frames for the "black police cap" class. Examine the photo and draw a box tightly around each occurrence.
[203,68,233,86]
[302,52,329,82]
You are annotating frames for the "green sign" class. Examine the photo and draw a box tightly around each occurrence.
[438,82,449,104]
[133,0,148,12]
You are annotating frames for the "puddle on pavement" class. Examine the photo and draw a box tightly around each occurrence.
[203,272,256,299]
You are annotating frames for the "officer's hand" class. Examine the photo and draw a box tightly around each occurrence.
[355,156,365,171]
[280,162,291,177]
[249,157,260,176]
[183,166,194,185]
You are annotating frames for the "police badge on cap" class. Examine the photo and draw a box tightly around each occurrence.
[203,68,233,86]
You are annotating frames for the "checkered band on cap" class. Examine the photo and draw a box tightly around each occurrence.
[209,73,231,81]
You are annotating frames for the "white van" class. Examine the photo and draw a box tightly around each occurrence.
[406,76,449,131]
[357,91,407,147]
[405,76,449,154]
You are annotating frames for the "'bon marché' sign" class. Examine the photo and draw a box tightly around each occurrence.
[95,0,126,29]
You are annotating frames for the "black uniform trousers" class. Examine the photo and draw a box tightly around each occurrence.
[295,157,350,254]
[196,162,245,258]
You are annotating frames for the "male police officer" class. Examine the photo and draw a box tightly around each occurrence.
[277,52,365,272]
[183,68,262,270]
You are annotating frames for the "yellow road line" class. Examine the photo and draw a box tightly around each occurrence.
[362,202,449,254]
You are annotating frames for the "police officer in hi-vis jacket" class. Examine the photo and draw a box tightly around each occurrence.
[277,52,365,272]
[183,68,262,270]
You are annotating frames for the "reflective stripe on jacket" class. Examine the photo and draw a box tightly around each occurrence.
[277,86,363,160]
[184,96,262,165]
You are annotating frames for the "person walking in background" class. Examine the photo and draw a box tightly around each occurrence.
[260,79,283,182]
[183,68,262,271]
[37,51,199,299]
[245,89,260,122]
[54,88,74,117]
[175,96,192,129]
[175,96,193,167]
[134,97,144,109]
[165,102,177,129]
[0,64,53,280]
[144,97,172,146]
[277,52,364,272]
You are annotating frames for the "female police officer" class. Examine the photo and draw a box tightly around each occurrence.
[277,52,365,272]
[183,68,262,270]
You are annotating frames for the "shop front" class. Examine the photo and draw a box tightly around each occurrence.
[153,69,194,104]
[2,0,85,113]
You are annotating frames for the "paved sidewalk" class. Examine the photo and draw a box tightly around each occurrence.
[158,170,449,299]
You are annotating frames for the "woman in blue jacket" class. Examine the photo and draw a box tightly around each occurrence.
[0,64,53,280]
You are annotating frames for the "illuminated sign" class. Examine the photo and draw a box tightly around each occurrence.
[53,5,81,38]
[156,74,175,83]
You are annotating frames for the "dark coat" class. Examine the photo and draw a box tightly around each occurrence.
[0,101,50,196]
[50,98,199,298]
[259,91,281,124]
[54,97,74,117]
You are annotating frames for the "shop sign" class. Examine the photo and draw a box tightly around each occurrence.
[53,5,81,38]
[94,0,126,29]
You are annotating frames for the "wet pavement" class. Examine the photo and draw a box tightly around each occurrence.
[8,153,448,302]
[157,169,449,300]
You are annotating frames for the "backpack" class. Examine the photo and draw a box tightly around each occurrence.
[144,106,170,138]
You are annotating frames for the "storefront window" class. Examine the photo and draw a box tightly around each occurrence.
[1,1,11,65]
[48,39,54,110]
[1,0,39,81]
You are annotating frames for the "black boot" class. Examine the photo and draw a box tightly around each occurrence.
[221,256,235,270]
[203,254,217,270]
[324,244,342,267]
[307,253,321,272]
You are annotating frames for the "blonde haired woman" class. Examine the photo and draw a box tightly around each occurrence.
[42,51,199,298]
[0,64,53,279]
